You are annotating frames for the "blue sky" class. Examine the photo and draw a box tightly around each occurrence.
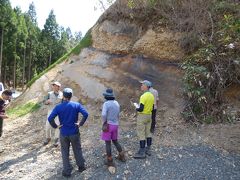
[10,0,105,35]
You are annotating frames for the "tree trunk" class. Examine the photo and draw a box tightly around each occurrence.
[3,61,6,85]
[13,54,16,90]
[0,28,4,81]
[28,42,32,82]
[13,41,17,90]
[22,39,26,90]
[49,47,52,66]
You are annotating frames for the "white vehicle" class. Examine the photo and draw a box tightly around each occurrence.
[0,82,4,95]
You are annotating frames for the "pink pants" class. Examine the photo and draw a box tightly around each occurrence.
[101,124,119,141]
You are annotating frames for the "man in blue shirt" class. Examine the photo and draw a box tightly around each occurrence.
[48,88,88,177]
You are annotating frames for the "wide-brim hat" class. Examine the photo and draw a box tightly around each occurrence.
[103,88,115,98]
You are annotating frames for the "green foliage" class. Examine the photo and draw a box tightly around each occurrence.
[1,1,84,89]
[70,30,92,55]
[204,115,214,124]
[128,0,135,9]
[182,2,240,123]
[27,30,92,87]
[27,53,69,87]
[148,0,157,7]
[27,2,37,25]
[7,101,41,118]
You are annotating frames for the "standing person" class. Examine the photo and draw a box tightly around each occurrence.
[149,83,159,133]
[43,81,63,147]
[0,90,12,153]
[101,88,126,167]
[48,88,88,177]
[134,80,154,159]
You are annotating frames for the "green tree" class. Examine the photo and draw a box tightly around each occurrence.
[73,31,82,45]
[14,7,28,89]
[25,2,39,82]
[28,2,37,26]
[0,0,12,82]
[66,27,72,40]
[42,9,59,66]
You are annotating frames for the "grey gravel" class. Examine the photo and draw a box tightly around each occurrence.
[0,114,239,180]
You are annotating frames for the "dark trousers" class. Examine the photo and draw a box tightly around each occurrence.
[151,109,157,132]
[105,140,123,157]
[0,117,3,137]
[60,133,85,175]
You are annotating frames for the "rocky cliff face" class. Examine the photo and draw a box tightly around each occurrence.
[17,47,184,126]
[91,0,185,62]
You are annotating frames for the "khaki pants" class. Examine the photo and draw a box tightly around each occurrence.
[46,110,59,139]
[137,114,152,141]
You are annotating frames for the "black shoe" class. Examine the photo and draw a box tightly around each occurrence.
[62,172,71,177]
[133,148,146,159]
[145,146,151,156]
[78,166,86,173]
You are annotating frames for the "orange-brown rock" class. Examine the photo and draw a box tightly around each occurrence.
[132,29,184,61]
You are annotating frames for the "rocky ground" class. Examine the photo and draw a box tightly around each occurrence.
[0,104,240,180]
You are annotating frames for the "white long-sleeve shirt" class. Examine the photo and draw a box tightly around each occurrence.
[149,87,159,110]
[102,100,120,125]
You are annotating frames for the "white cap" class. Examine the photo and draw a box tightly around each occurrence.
[52,81,61,87]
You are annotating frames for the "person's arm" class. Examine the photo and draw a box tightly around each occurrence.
[0,114,8,119]
[44,93,51,105]
[156,90,159,108]
[136,95,145,112]
[48,107,58,128]
[78,104,89,126]
[101,103,107,122]
[136,103,144,112]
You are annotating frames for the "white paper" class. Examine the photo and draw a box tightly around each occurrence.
[133,102,139,109]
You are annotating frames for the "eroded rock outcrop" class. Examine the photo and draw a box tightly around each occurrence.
[132,29,184,61]
[91,0,185,61]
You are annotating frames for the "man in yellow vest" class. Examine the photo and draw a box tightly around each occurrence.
[134,80,154,159]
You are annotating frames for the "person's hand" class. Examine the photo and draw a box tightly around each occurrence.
[0,114,9,119]
[75,121,81,127]
[45,99,52,105]
[57,124,63,129]
[133,102,139,109]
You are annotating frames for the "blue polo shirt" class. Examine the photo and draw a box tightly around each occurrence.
[48,101,88,136]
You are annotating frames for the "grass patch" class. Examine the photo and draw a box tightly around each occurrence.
[70,29,92,55]
[27,30,92,87]
[7,102,41,118]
